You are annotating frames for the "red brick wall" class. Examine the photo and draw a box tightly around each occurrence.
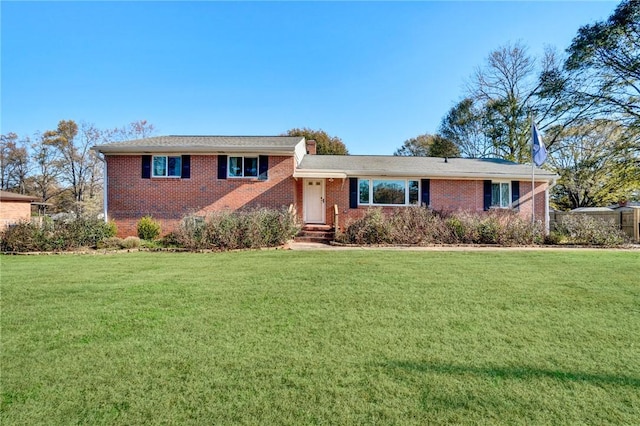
[107,155,297,237]
[321,178,550,230]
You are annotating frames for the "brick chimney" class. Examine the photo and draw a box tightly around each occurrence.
[305,139,317,155]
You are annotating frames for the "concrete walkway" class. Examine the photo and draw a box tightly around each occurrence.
[287,241,640,251]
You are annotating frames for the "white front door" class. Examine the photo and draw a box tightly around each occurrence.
[304,179,325,223]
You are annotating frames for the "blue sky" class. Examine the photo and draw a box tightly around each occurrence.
[2,1,617,154]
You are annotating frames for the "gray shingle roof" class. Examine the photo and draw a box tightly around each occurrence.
[296,155,558,181]
[93,135,305,153]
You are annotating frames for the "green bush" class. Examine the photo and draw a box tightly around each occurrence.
[174,207,299,250]
[1,218,119,252]
[137,216,161,240]
[554,214,627,246]
[105,221,118,237]
[545,231,563,245]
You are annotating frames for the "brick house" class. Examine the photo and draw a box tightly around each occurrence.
[92,136,558,237]
[0,190,39,231]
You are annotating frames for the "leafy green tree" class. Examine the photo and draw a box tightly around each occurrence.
[549,120,639,210]
[394,133,459,157]
[439,98,494,158]
[565,0,640,131]
[394,134,432,156]
[283,128,348,155]
[428,135,460,158]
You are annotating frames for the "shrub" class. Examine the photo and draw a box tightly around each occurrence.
[160,231,183,248]
[1,222,48,252]
[105,221,118,237]
[443,211,481,244]
[554,214,627,246]
[97,237,124,250]
[338,208,546,246]
[174,207,299,250]
[386,207,448,245]
[545,231,563,245]
[1,218,119,252]
[340,209,391,245]
[137,216,161,240]
[122,236,142,249]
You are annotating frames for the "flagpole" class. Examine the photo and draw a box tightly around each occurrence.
[531,115,535,224]
[531,116,548,226]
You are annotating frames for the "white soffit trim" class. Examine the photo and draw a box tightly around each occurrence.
[293,170,348,179]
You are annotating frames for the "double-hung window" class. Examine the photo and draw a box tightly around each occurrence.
[358,179,419,206]
[491,181,511,208]
[229,156,258,178]
[152,155,182,177]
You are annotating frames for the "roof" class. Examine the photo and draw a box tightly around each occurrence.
[572,207,615,212]
[0,190,39,202]
[92,135,305,154]
[294,155,558,181]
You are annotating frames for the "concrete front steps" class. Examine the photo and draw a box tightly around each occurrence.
[295,225,335,244]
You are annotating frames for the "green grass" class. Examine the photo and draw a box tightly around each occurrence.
[1,250,639,424]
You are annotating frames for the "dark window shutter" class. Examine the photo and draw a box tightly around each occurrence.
[258,155,268,180]
[511,180,520,211]
[142,155,151,179]
[181,155,191,179]
[217,155,227,180]
[483,180,492,211]
[421,179,430,207]
[349,178,358,209]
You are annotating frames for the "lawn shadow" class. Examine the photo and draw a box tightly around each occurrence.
[380,360,640,388]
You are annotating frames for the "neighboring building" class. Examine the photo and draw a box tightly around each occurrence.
[92,136,558,237]
[0,190,39,231]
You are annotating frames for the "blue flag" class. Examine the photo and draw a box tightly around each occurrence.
[532,122,547,167]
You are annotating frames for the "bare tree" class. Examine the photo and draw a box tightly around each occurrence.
[43,120,106,214]
[31,132,62,203]
[467,42,538,163]
[1,133,30,193]
[108,119,156,141]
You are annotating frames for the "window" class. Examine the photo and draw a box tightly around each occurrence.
[358,179,420,206]
[152,155,182,177]
[359,180,370,204]
[229,156,258,178]
[491,182,511,208]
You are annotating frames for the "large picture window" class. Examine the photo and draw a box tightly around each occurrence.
[229,156,258,178]
[491,181,511,208]
[152,155,182,177]
[358,179,420,206]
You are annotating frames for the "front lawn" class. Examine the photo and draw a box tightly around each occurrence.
[1,250,639,424]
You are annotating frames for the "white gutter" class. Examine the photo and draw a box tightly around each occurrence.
[294,168,558,182]
[94,146,299,155]
[96,153,108,223]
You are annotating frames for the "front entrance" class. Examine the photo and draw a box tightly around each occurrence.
[303,179,325,223]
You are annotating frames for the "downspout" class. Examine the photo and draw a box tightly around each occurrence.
[546,177,557,235]
[97,152,108,223]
